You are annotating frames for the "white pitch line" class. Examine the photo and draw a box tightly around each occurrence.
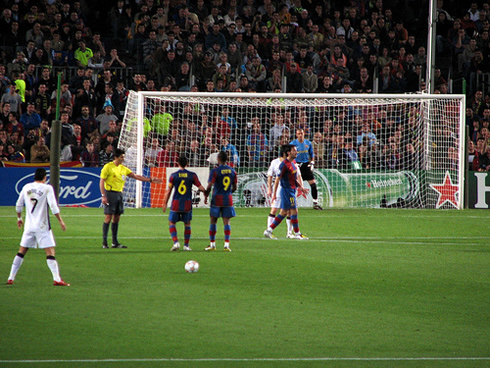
[0,236,487,247]
[0,357,489,364]
[1,213,489,220]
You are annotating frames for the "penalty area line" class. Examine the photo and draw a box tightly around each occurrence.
[1,357,489,363]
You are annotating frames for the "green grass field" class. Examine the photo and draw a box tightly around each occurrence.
[0,207,489,368]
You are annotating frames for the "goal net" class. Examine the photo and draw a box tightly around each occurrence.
[118,91,465,209]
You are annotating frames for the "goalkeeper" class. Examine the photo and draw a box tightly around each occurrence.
[290,129,323,210]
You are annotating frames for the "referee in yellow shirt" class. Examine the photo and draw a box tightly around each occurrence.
[100,148,162,248]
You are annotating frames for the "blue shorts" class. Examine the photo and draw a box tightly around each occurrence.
[280,188,297,210]
[210,206,236,219]
[168,211,192,224]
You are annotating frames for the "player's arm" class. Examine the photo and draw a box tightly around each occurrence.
[162,183,174,213]
[296,172,308,196]
[99,177,108,205]
[204,182,213,198]
[54,213,66,231]
[193,175,206,194]
[128,172,163,183]
[16,210,23,228]
[15,192,24,229]
[267,175,273,197]
[309,142,315,164]
[272,176,280,202]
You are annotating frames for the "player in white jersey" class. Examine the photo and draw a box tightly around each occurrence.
[7,168,70,286]
[266,146,295,238]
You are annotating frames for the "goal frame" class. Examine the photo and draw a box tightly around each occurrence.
[123,91,466,209]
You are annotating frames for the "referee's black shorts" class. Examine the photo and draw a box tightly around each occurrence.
[299,162,315,181]
[104,191,125,215]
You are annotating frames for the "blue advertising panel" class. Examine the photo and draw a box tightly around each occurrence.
[0,168,103,207]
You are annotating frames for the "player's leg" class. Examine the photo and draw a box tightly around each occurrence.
[169,215,180,251]
[41,231,70,286]
[102,214,112,248]
[7,246,29,284]
[111,214,126,248]
[206,208,219,250]
[286,209,294,238]
[308,178,322,210]
[267,207,278,228]
[264,189,291,238]
[183,219,192,250]
[264,208,287,239]
[110,193,126,248]
[301,164,322,210]
[290,208,309,240]
[103,191,119,248]
[223,217,231,251]
[222,205,236,251]
[290,208,300,234]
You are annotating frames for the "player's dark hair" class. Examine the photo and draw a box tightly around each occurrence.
[218,151,228,163]
[178,154,188,167]
[34,168,47,181]
[280,144,288,157]
[114,148,125,158]
[282,144,293,155]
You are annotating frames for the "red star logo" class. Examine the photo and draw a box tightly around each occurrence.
[429,171,459,209]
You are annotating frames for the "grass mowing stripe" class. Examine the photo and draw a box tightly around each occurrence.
[1,357,489,363]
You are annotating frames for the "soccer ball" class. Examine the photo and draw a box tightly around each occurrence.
[184,260,199,273]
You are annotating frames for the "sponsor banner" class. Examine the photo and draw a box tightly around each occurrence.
[232,169,481,209]
[468,171,490,209]
[0,167,102,207]
[233,169,419,209]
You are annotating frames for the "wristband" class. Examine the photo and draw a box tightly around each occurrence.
[101,194,106,197]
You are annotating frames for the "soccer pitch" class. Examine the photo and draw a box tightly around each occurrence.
[0,207,488,368]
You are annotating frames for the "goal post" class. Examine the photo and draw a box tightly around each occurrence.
[118,91,465,210]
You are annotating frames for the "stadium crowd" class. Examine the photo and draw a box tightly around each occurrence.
[0,0,489,171]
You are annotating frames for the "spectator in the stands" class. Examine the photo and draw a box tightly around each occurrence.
[97,100,118,136]
[1,81,22,115]
[74,40,93,68]
[74,78,96,119]
[107,48,127,68]
[7,111,25,138]
[80,141,99,167]
[98,141,114,166]
[19,102,40,136]
[33,83,51,119]
[30,135,50,163]
[75,105,98,141]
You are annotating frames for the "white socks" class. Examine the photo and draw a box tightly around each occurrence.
[8,254,24,281]
[47,258,61,282]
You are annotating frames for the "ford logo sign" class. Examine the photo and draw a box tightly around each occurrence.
[15,169,101,206]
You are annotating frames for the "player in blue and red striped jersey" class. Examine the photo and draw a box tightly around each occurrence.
[204,151,237,252]
[163,155,205,251]
[264,144,309,240]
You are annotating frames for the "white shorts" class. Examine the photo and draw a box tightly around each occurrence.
[271,188,282,209]
[20,229,56,249]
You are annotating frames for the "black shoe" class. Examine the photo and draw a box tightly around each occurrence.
[313,204,323,210]
[102,242,109,249]
[112,243,127,248]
